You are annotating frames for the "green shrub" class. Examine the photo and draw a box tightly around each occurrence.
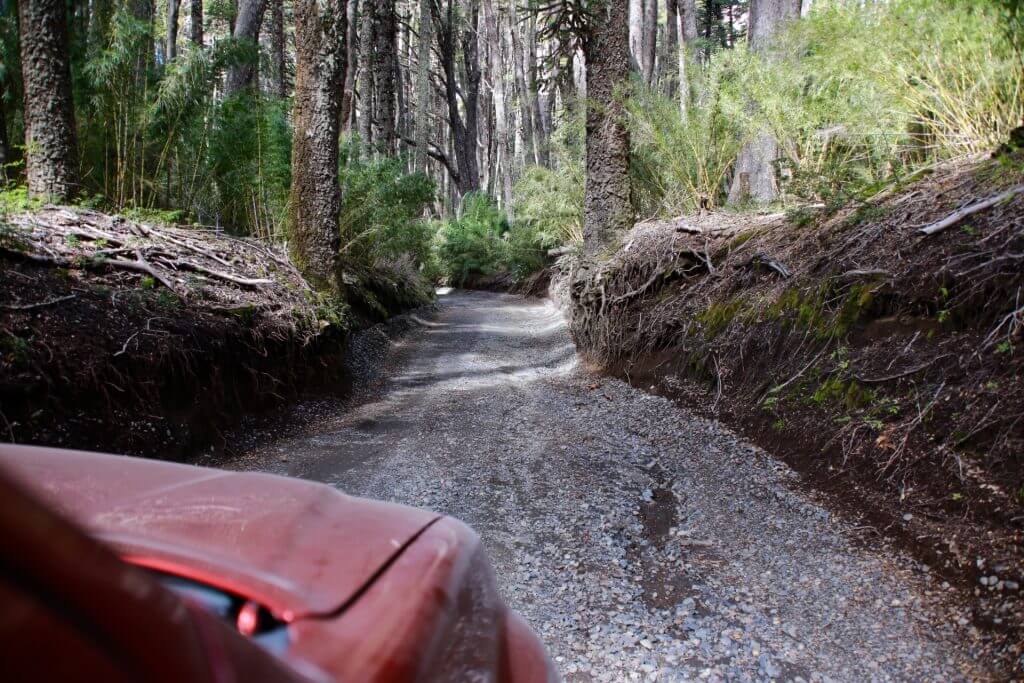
[336,151,436,269]
[436,194,511,285]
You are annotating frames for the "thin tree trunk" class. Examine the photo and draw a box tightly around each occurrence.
[18,0,79,199]
[167,0,180,61]
[628,0,642,72]
[413,0,432,171]
[509,0,538,168]
[289,0,348,291]
[189,0,203,46]
[357,0,374,148]
[372,0,397,154]
[0,78,9,183]
[270,0,286,96]
[482,0,511,210]
[582,0,632,256]
[663,0,678,96]
[340,0,358,131]
[727,0,801,205]
[224,0,270,96]
[641,0,657,86]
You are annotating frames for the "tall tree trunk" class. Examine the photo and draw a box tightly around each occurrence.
[356,0,374,148]
[371,0,397,154]
[641,0,657,86]
[289,0,348,291]
[663,0,678,95]
[270,0,286,96]
[430,0,480,197]
[18,0,79,200]
[628,0,642,72]
[413,0,432,171]
[509,0,538,168]
[224,0,269,96]
[482,0,511,210]
[167,0,180,61]
[340,0,358,132]
[727,0,800,205]
[582,0,632,256]
[189,0,203,46]
[679,0,698,44]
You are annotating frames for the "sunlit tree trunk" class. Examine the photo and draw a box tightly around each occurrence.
[482,0,511,210]
[289,0,348,291]
[18,0,79,200]
[340,0,358,131]
[582,0,632,256]
[628,0,642,71]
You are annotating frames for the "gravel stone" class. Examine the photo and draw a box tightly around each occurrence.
[232,291,993,682]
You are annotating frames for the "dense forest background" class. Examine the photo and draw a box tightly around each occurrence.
[1,0,1022,287]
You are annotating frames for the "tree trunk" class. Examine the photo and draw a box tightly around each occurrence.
[628,0,642,72]
[0,78,9,184]
[289,0,348,291]
[727,0,801,205]
[430,0,480,197]
[18,0,79,200]
[224,0,270,96]
[679,0,698,44]
[340,0,359,132]
[482,0,511,210]
[509,0,539,168]
[662,0,678,95]
[582,0,632,256]
[356,0,374,148]
[270,0,286,96]
[371,0,397,154]
[641,0,657,86]
[189,0,203,46]
[167,0,180,61]
[412,0,432,172]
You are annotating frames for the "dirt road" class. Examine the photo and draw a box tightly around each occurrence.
[231,290,991,681]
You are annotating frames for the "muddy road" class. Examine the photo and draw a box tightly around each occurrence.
[231,290,992,681]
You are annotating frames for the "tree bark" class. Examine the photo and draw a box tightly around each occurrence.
[582,0,632,257]
[482,0,511,210]
[270,0,286,96]
[509,0,538,168]
[628,0,642,72]
[224,0,270,96]
[413,0,432,171]
[641,0,657,86]
[167,0,180,61]
[727,0,801,205]
[289,0,348,291]
[356,0,374,148]
[0,77,9,184]
[18,0,79,200]
[371,0,397,154]
[429,0,480,197]
[340,0,359,132]
[189,0,203,46]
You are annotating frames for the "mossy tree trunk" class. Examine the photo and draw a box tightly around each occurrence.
[18,0,79,200]
[581,0,632,258]
[289,0,348,291]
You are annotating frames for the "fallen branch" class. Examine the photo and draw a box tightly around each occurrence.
[740,252,791,279]
[173,261,273,288]
[918,184,1024,236]
[0,294,77,311]
[855,354,953,384]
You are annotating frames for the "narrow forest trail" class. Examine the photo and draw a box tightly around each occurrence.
[231,290,992,682]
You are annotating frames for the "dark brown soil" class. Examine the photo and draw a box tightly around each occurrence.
[563,155,1024,674]
[0,208,431,461]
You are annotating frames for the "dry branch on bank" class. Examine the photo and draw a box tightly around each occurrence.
[1,207,324,339]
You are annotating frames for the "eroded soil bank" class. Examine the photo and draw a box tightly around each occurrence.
[559,156,1024,674]
[0,207,430,459]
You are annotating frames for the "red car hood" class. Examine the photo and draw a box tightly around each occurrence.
[0,445,439,621]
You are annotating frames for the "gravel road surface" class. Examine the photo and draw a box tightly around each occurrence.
[231,290,992,682]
